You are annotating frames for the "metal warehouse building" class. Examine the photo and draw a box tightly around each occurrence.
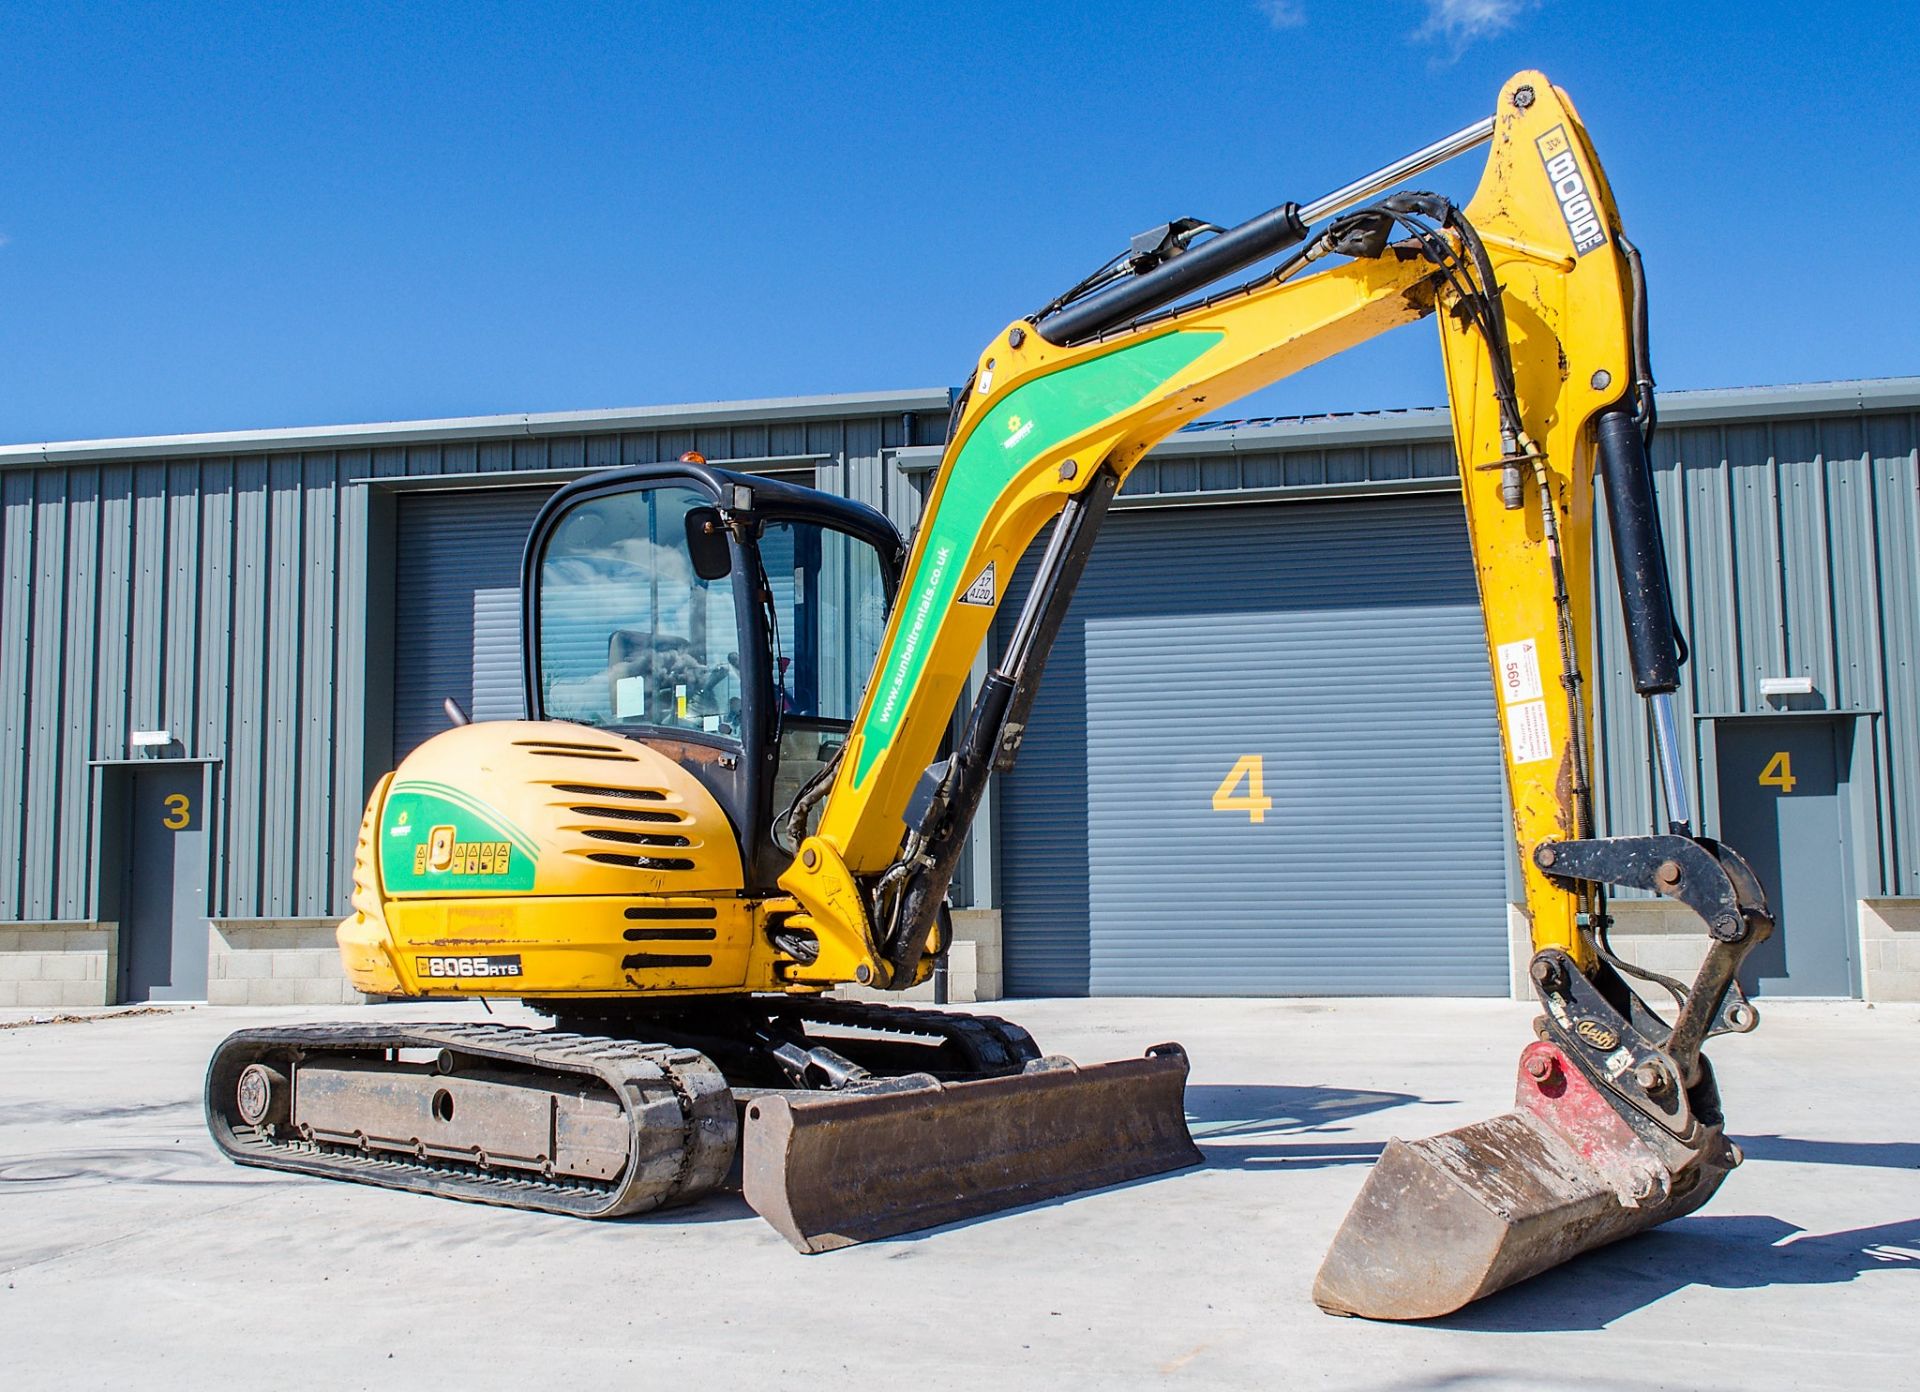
[2,378,1916,1008]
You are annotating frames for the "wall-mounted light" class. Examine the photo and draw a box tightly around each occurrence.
[1759,676,1815,699]
[130,729,173,750]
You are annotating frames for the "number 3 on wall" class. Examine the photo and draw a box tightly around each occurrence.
[163,793,192,829]
[1758,751,1797,794]
[1212,755,1274,824]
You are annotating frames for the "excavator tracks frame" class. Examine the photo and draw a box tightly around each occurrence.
[205,1021,737,1218]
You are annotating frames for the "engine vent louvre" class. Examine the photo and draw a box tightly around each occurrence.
[588,853,695,871]
[520,747,638,763]
[621,951,713,970]
[622,927,719,942]
[552,783,667,801]
[581,828,691,848]
[622,905,718,920]
[568,803,678,824]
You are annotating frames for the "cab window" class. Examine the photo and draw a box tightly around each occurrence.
[536,485,743,737]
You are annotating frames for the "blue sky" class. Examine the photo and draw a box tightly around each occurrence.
[2,2,1915,443]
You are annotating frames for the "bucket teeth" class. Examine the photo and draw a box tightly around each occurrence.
[741,1044,1200,1253]
[1313,1041,1735,1320]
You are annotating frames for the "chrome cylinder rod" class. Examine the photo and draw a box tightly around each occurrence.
[1649,691,1694,831]
[1299,116,1497,226]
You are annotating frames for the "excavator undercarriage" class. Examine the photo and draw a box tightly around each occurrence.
[209,999,1197,1248]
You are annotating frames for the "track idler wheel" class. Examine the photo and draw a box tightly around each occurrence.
[235,1064,290,1129]
[1312,1039,1738,1321]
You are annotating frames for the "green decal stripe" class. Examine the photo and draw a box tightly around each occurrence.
[852,330,1224,786]
[389,780,540,859]
[379,785,540,893]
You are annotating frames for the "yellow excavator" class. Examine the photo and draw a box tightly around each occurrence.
[206,71,1773,1319]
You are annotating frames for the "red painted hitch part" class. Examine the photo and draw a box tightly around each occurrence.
[1311,1040,1739,1321]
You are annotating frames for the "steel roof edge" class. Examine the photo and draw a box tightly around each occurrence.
[895,377,1920,470]
[6,376,1913,471]
[0,387,956,467]
[1155,377,1920,455]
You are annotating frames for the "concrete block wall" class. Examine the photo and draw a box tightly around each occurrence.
[0,923,117,1007]
[1507,900,1711,1004]
[1860,899,1920,1002]
[208,919,371,1006]
[950,909,1002,1002]
[1599,901,1714,986]
[836,909,1004,1006]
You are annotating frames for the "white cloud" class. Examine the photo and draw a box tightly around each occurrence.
[1257,0,1307,29]
[1417,0,1538,50]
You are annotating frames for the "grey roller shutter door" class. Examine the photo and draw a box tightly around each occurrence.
[996,493,1509,997]
[392,488,555,762]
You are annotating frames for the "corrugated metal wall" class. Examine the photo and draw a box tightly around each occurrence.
[393,487,553,759]
[996,496,1510,997]
[1121,428,1459,498]
[0,408,940,923]
[1592,408,1920,897]
[1,383,1913,937]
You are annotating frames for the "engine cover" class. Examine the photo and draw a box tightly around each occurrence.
[336,721,789,999]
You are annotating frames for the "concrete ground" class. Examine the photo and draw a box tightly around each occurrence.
[1,997,1914,1391]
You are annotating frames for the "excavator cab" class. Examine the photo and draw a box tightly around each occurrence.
[523,463,903,894]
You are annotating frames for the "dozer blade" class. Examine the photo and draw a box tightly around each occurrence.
[741,1043,1200,1252]
[1313,1039,1737,1320]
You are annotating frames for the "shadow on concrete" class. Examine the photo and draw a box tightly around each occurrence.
[1367,1375,1673,1392]
[1185,1082,1426,1170]
[0,1146,271,1192]
[0,1097,200,1127]
[1733,1133,1920,1170]
[1431,1213,1920,1333]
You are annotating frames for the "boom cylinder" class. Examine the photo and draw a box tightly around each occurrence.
[1036,115,1496,347]
[1596,402,1692,828]
[1595,403,1681,694]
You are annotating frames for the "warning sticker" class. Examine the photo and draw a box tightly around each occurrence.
[1506,699,1554,765]
[958,562,997,607]
[1496,638,1544,705]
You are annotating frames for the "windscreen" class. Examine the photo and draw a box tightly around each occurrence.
[758,518,888,725]
[536,485,743,737]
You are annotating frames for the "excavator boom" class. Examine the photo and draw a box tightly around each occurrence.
[773,70,1772,1313]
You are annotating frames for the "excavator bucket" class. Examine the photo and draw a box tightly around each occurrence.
[741,1044,1200,1252]
[1313,1039,1738,1320]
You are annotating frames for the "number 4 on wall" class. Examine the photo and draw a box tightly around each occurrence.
[1758,750,1796,794]
[1212,754,1274,824]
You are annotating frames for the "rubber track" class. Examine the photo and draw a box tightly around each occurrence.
[204,1022,735,1218]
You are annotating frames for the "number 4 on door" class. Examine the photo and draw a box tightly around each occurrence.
[1212,754,1274,824]
[1758,751,1796,794]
